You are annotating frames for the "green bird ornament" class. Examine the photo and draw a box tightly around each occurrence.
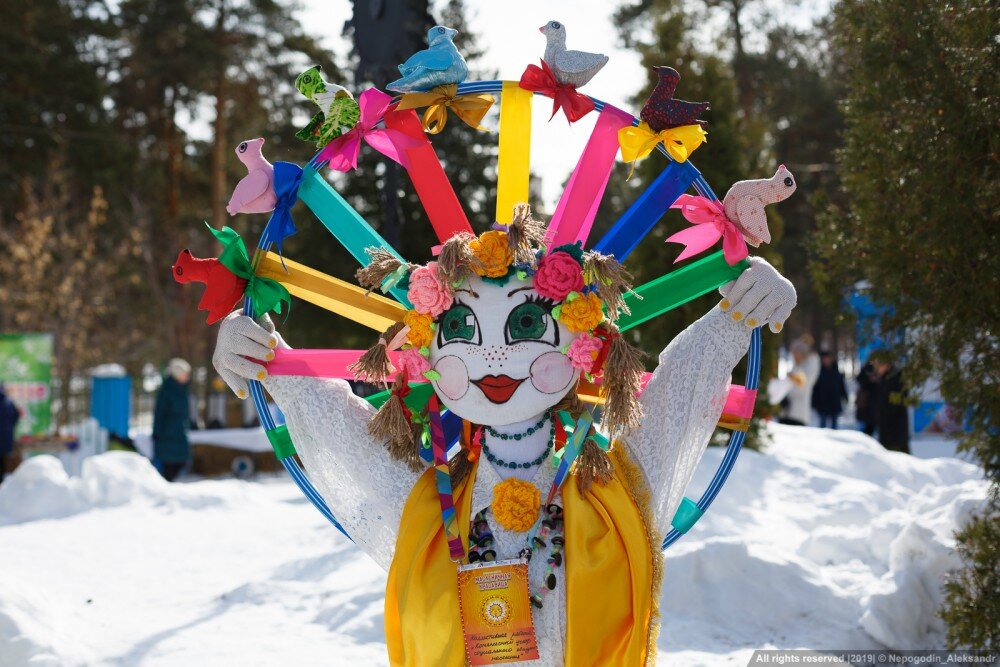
[294,66,361,148]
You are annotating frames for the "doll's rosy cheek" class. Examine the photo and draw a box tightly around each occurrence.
[529,351,575,395]
[433,355,470,400]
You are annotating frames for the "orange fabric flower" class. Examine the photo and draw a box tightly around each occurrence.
[491,478,541,532]
[557,292,605,333]
[470,230,514,278]
[404,309,434,348]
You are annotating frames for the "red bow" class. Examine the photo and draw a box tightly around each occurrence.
[519,60,595,123]
[589,324,619,378]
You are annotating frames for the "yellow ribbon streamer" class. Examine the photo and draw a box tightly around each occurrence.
[618,122,707,178]
[495,81,533,223]
[255,251,407,331]
[396,84,495,135]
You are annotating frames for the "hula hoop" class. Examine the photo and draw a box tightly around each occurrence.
[244,80,763,550]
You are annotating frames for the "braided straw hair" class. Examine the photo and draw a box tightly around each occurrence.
[599,322,646,439]
[367,373,423,472]
[506,203,548,265]
[348,321,406,384]
[356,247,412,293]
[552,388,614,493]
[436,231,477,286]
[583,250,634,320]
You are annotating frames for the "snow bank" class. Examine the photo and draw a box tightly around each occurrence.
[0,425,987,665]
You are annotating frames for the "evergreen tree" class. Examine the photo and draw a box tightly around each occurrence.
[815,0,998,646]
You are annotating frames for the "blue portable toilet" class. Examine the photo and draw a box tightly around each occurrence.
[91,364,132,438]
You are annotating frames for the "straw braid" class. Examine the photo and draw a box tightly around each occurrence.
[356,247,412,292]
[506,203,548,265]
[600,322,646,439]
[583,250,634,320]
[436,231,478,286]
[368,374,422,471]
[553,387,614,492]
[348,321,406,383]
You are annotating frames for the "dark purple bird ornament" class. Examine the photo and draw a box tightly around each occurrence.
[640,66,710,131]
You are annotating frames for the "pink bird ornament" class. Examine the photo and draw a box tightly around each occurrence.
[667,165,796,265]
[226,137,277,216]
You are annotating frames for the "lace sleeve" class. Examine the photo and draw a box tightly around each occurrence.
[262,375,424,571]
[622,306,751,537]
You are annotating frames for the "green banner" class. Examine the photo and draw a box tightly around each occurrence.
[0,333,53,436]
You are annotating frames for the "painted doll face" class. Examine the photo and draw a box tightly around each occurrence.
[428,275,580,426]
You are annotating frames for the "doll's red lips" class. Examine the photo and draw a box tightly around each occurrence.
[472,375,525,404]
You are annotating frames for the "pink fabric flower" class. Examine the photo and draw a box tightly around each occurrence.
[397,347,432,379]
[407,261,453,317]
[565,332,603,374]
[533,251,584,301]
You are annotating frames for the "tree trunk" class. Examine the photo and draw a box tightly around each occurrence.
[210,2,228,230]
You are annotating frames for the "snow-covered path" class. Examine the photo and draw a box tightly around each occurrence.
[0,425,987,666]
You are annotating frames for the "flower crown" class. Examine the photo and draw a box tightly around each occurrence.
[350,204,645,478]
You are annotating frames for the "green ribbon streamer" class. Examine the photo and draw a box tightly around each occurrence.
[207,223,291,318]
[266,424,296,460]
[366,382,434,412]
[618,251,749,331]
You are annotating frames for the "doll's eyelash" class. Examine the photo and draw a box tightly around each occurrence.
[524,294,556,312]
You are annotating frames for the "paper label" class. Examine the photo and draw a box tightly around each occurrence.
[457,558,540,665]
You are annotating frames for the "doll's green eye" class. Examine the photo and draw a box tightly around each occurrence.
[440,304,478,343]
[506,302,550,342]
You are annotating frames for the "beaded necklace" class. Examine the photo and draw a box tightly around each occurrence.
[481,418,555,469]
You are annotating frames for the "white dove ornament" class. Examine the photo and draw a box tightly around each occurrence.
[539,20,609,88]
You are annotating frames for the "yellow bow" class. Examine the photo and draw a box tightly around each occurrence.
[618,122,708,178]
[396,84,495,135]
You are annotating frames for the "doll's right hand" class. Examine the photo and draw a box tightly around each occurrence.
[213,310,286,399]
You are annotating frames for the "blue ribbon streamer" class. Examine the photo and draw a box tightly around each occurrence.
[265,162,304,257]
[591,159,701,261]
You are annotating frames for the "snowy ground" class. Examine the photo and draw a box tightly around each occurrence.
[0,424,988,666]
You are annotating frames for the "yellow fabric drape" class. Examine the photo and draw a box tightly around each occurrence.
[385,442,659,666]
[255,251,406,331]
[396,84,495,135]
[496,81,533,223]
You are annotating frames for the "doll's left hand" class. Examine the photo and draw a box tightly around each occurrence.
[718,256,797,333]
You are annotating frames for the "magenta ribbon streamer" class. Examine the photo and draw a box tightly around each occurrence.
[316,88,417,172]
[266,348,403,379]
[546,105,633,249]
[722,385,758,418]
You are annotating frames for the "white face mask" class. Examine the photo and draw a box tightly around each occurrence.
[428,275,580,426]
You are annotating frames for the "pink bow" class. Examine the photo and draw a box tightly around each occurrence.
[317,88,419,172]
[667,194,749,266]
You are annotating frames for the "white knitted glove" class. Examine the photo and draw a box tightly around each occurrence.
[213,310,288,399]
[718,256,797,333]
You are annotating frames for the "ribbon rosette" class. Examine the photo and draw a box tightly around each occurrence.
[519,60,595,123]
[618,122,707,178]
[207,224,292,317]
[317,88,418,171]
[395,84,494,135]
[666,194,748,266]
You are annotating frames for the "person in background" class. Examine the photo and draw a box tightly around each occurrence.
[855,359,879,436]
[153,358,192,481]
[873,359,910,454]
[780,336,820,426]
[812,351,848,429]
[0,383,21,484]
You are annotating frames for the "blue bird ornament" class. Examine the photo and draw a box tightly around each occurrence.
[387,25,469,93]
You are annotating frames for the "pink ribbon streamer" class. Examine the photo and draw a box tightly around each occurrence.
[546,105,633,249]
[722,384,758,419]
[317,88,418,172]
[266,349,404,379]
[667,194,749,266]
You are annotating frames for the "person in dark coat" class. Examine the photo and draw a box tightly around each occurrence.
[811,351,848,429]
[0,383,21,484]
[855,360,879,436]
[153,358,192,481]
[873,360,910,454]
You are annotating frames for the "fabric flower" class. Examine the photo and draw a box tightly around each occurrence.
[404,309,434,348]
[566,332,603,374]
[491,478,541,533]
[533,251,585,301]
[407,261,453,317]
[556,292,605,333]
[470,230,514,278]
[397,347,431,379]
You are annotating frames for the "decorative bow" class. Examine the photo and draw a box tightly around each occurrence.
[265,162,303,257]
[396,84,494,135]
[618,122,707,178]
[519,60,595,123]
[207,224,292,317]
[666,194,748,266]
[317,88,419,171]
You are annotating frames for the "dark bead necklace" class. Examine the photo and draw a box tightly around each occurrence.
[482,419,555,469]
[485,412,550,441]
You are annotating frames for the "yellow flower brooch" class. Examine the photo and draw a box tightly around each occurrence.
[491,478,541,532]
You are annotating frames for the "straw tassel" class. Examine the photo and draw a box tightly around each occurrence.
[600,323,646,438]
[554,386,614,493]
[436,231,477,286]
[506,203,548,265]
[368,374,422,471]
[348,321,406,383]
[356,248,411,293]
[583,250,634,320]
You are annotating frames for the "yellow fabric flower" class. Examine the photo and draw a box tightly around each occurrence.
[491,478,541,533]
[557,292,605,333]
[470,230,514,278]
[404,309,434,348]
